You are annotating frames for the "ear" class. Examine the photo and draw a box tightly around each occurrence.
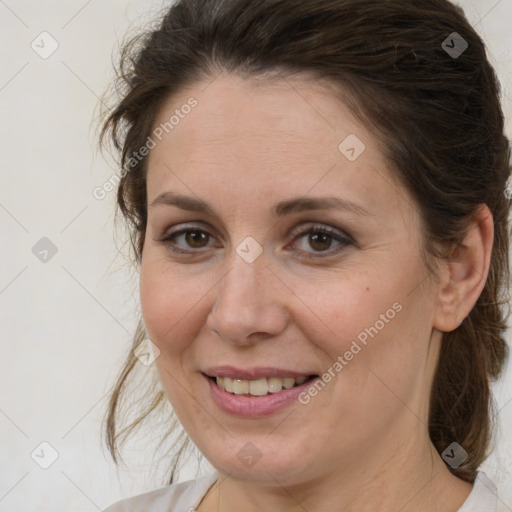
[433,204,494,333]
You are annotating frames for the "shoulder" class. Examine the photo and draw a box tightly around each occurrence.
[457,471,506,512]
[102,471,219,512]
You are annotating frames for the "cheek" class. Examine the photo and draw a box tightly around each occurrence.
[296,269,403,353]
[139,255,204,354]
[298,262,428,399]
[139,258,207,415]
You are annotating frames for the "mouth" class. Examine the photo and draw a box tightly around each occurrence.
[205,374,319,397]
[203,368,321,417]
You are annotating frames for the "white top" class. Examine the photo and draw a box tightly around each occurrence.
[103,471,505,511]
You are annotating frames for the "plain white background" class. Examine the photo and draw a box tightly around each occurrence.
[1,0,511,510]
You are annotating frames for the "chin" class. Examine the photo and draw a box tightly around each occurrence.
[200,439,315,485]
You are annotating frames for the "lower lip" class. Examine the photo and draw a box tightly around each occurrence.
[205,374,317,418]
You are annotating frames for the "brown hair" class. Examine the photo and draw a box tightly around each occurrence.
[99,0,511,484]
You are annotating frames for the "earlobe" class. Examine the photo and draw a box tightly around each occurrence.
[433,204,494,333]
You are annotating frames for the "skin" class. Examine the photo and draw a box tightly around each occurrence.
[139,71,493,511]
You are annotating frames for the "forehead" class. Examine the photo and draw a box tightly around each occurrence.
[145,72,407,220]
[151,71,365,152]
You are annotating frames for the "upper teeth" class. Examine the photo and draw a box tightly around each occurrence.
[215,376,308,396]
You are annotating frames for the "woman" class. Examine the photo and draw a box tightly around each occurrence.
[100,0,511,510]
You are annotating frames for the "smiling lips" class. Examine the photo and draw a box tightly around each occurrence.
[205,369,319,417]
[204,366,317,398]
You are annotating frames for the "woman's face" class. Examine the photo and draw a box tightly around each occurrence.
[140,72,443,485]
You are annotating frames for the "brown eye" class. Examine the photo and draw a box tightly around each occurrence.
[158,222,352,259]
[183,230,209,248]
[308,232,334,251]
[288,224,352,259]
[160,228,213,253]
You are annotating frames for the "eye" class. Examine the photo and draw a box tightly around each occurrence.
[157,222,352,259]
[287,223,352,259]
[158,226,215,254]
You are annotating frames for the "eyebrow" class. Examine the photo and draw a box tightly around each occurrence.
[149,192,370,217]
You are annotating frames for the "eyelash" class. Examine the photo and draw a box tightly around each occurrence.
[158,223,353,259]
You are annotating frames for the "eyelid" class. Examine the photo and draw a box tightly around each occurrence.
[157,221,353,258]
[158,220,351,241]
[157,221,221,242]
[285,223,353,259]
[287,222,353,244]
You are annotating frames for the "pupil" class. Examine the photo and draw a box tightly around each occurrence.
[186,230,207,248]
[310,233,331,251]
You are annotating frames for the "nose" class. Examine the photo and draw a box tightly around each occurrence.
[206,247,289,346]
